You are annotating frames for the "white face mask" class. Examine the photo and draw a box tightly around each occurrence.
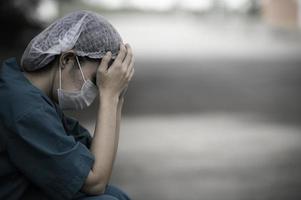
[57,56,98,110]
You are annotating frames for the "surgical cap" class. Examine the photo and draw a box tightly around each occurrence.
[21,10,122,71]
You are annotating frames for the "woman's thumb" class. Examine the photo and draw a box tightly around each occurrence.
[99,51,112,71]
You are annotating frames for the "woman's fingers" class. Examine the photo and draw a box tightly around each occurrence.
[99,51,112,72]
[123,44,132,66]
[126,55,134,74]
[113,44,127,65]
[96,51,112,89]
[98,43,134,96]
[128,67,134,81]
[126,57,135,81]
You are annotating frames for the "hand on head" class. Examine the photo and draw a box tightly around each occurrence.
[96,43,135,98]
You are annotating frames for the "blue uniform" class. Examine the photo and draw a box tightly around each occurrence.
[0,58,131,200]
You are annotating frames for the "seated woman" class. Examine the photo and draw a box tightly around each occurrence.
[0,10,134,200]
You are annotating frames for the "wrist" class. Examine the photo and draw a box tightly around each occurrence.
[99,90,118,99]
[99,92,119,105]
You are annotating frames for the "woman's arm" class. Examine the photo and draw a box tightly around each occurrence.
[82,81,121,195]
[81,44,134,195]
[87,95,123,194]
[106,91,125,179]
[113,97,123,164]
[112,86,127,163]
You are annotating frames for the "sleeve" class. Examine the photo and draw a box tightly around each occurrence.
[6,104,95,200]
[62,114,93,149]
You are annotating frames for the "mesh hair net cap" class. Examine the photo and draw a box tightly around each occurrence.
[21,10,123,71]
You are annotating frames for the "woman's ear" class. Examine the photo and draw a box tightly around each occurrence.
[59,50,76,69]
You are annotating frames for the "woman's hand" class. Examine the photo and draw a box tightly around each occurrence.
[96,44,134,98]
[119,86,128,100]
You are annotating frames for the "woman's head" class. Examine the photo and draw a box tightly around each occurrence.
[21,10,122,109]
[21,10,122,71]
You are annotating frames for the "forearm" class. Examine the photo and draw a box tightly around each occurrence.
[82,44,134,195]
[102,97,123,180]
[113,98,124,163]
[89,94,119,187]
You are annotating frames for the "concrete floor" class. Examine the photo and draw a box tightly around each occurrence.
[84,113,301,200]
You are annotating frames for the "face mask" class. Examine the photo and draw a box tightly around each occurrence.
[57,56,98,110]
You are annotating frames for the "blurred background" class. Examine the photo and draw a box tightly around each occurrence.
[1,0,301,199]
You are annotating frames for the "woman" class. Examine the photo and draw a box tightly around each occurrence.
[0,10,134,200]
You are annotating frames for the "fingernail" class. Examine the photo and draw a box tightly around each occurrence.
[107,51,111,56]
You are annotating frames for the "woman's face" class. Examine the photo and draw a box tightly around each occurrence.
[52,53,101,103]
[63,57,99,90]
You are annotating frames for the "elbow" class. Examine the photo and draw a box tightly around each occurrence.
[81,170,108,195]
[85,183,106,195]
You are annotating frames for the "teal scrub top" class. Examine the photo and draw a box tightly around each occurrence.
[0,58,95,200]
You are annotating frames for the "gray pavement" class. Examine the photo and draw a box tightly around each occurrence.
[84,113,301,200]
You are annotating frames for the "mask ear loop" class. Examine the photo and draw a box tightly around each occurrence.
[59,64,62,89]
[75,56,87,82]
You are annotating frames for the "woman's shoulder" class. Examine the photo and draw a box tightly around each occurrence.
[0,84,46,126]
[0,58,54,126]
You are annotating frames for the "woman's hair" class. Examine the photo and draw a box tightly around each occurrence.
[21,10,122,72]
